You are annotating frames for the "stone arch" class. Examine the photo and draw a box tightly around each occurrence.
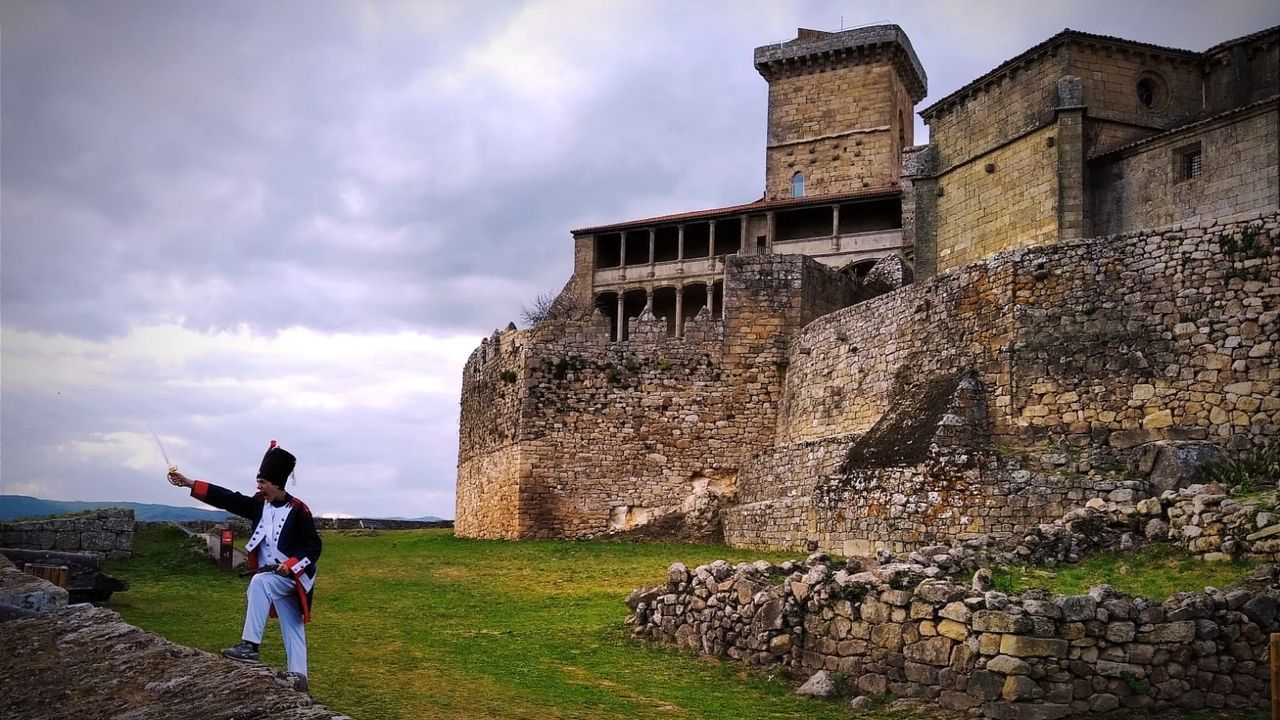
[651,285,678,337]
[594,291,619,342]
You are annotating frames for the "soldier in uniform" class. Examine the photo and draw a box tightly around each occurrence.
[169,441,321,690]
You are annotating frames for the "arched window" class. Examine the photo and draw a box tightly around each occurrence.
[791,171,805,198]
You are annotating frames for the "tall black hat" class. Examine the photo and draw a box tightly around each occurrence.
[257,440,296,488]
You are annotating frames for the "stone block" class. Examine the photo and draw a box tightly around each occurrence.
[1000,635,1069,658]
[1137,621,1196,644]
[973,610,1034,634]
[1002,675,1045,702]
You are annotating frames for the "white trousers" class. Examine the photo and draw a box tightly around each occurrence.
[242,572,307,676]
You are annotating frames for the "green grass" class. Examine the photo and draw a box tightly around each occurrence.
[993,543,1257,598]
[109,526,943,720]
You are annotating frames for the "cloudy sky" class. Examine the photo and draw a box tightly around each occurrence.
[3,1,1277,520]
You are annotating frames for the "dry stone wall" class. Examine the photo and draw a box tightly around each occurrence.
[0,508,134,560]
[629,555,1280,718]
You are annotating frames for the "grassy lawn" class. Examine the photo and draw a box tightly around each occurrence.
[110,526,934,720]
[993,543,1257,598]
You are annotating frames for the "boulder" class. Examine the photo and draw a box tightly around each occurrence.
[796,670,839,698]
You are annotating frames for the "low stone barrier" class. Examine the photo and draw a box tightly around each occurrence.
[627,558,1280,717]
[0,508,134,559]
[0,604,351,719]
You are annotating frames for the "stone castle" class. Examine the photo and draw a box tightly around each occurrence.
[455,23,1279,553]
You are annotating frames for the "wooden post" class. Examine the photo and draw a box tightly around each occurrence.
[1271,633,1280,720]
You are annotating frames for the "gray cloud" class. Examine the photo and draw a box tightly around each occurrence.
[3,0,1278,518]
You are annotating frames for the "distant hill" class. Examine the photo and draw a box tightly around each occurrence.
[0,495,229,523]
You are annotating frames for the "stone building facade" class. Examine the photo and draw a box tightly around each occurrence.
[455,23,1279,548]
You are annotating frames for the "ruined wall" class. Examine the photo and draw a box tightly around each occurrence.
[725,212,1279,553]
[455,255,859,539]
[1090,101,1279,236]
[630,558,1280,718]
[781,212,1278,448]
[0,508,134,560]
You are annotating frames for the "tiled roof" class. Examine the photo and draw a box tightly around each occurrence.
[920,29,1199,121]
[571,186,901,235]
[1089,95,1279,159]
[1204,24,1280,56]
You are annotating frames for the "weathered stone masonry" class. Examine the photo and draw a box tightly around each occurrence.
[455,23,1278,548]
[457,256,859,539]
[0,508,135,560]
[725,212,1279,554]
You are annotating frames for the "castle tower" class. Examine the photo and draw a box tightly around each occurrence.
[755,25,927,201]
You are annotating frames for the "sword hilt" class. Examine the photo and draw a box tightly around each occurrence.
[167,465,181,486]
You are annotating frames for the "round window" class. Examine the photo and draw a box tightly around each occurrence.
[1135,72,1168,111]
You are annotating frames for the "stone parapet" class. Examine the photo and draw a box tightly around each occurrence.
[0,508,135,560]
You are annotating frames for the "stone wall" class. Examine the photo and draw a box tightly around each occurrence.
[629,556,1280,718]
[725,212,1279,553]
[455,255,861,539]
[1091,100,1279,236]
[455,325,527,538]
[933,125,1061,272]
[0,508,134,560]
[764,63,905,200]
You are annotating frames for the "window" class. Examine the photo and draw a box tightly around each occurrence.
[1135,72,1168,112]
[1176,143,1202,181]
[1136,78,1156,108]
[791,171,805,198]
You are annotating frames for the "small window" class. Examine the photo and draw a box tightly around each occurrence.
[791,172,805,198]
[1176,143,1202,182]
[1135,72,1168,112]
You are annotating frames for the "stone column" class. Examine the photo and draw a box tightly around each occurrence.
[620,233,628,267]
[648,228,656,278]
[739,215,749,254]
[677,225,685,261]
[616,293,625,342]
[675,285,684,338]
[708,221,717,258]
[831,204,841,252]
[765,212,776,252]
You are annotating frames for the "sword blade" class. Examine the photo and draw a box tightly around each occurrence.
[147,423,174,469]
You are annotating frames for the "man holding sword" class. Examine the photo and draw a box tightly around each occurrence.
[167,441,321,690]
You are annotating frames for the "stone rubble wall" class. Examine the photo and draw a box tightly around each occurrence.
[779,211,1278,450]
[629,556,1280,718]
[0,508,134,560]
[1142,480,1280,562]
[456,255,859,539]
[728,212,1279,553]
